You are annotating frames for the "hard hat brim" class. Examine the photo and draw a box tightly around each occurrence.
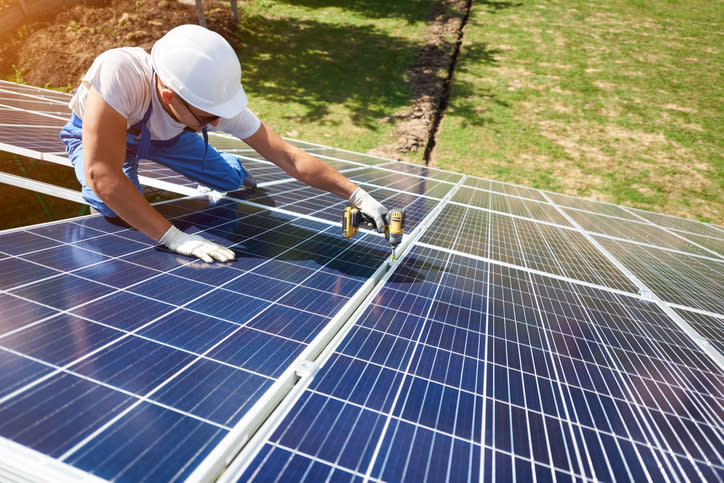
[203,86,248,119]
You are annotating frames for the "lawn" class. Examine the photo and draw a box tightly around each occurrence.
[233,0,433,154]
[432,0,723,223]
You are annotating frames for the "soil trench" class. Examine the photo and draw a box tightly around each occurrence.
[423,0,473,164]
[368,0,472,163]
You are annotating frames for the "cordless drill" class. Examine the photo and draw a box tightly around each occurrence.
[342,206,406,260]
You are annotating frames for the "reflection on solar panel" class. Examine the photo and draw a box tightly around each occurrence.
[1,81,723,482]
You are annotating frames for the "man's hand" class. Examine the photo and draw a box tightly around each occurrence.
[159,226,235,263]
[349,187,388,233]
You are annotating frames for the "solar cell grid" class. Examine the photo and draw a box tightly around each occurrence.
[137,159,197,188]
[0,193,395,480]
[241,151,364,173]
[237,246,724,482]
[0,80,71,102]
[423,204,488,259]
[489,179,547,202]
[545,191,640,221]
[672,308,724,355]
[0,94,69,114]
[0,123,68,155]
[204,132,256,152]
[452,187,572,227]
[0,82,70,160]
[463,177,491,191]
[630,206,724,238]
[416,203,465,251]
[670,230,724,258]
[451,185,490,207]
[515,219,638,292]
[374,160,464,183]
[420,205,639,293]
[227,181,340,216]
[348,166,454,199]
[283,138,390,166]
[564,208,717,257]
[596,236,724,314]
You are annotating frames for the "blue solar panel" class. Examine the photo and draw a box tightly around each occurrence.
[1,81,722,482]
[0,193,393,480]
[596,237,724,314]
[236,246,724,482]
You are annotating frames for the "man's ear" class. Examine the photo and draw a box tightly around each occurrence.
[157,83,174,105]
[160,89,174,105]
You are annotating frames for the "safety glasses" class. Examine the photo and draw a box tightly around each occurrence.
[177,95,220,127]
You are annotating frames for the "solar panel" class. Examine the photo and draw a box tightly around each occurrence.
[1,81,722,482]
[233,248,724,482]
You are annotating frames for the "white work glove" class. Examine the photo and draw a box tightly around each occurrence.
[159,225,235,263]
[349,187,388,233]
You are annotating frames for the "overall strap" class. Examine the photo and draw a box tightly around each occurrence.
[133,102,153,161]
[201,127,209,172]
[133,102,210,171]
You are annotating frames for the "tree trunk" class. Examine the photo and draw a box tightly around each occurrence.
[230,0,240,23]
[195,0,206,27]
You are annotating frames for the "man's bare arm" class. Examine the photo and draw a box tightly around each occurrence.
[82,86,172,241]
[243,121,358,199]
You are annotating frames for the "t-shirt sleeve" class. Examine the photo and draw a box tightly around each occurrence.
[80,49,149,126]
[213,107,262,140]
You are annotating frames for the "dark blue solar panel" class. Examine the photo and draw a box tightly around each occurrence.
[0,256,61,290]
[0,193,392,480]
[239,245,724,482]
[9,273,117,311]
[0,350,55,400]
[65,401,227,482]
[0,230,62,256]
[0,373,136,457]
[0,293,58,335]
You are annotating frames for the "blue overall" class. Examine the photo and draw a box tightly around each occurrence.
[59,103,249,217]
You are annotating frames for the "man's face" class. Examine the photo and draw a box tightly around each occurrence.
[175,94,220,131]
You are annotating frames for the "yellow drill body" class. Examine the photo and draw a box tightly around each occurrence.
[342,206,405,260]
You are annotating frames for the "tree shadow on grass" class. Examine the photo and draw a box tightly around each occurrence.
[236,14,421,129]
[272,0,431,23]
[234,1,521,133]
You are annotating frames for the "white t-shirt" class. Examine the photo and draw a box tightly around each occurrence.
[69,47,261,142]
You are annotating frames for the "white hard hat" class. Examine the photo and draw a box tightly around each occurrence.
[151,24,247,118]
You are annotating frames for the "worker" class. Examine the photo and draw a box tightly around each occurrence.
[59,24,387,263]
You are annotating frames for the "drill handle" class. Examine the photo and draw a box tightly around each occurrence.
[357,211,377,228]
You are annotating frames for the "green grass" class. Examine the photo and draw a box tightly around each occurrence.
[233,0,432,153]
[433,0,723,223]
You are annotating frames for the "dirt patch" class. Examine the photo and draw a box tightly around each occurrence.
[0,0,239,88]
